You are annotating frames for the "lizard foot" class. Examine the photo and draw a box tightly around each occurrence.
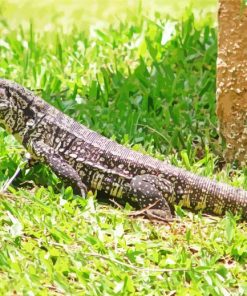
[129,174,175,220]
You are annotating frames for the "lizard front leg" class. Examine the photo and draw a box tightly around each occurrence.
[129,174,174,221]
[31,141,88,196]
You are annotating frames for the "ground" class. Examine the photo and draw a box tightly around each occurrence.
[0,1,246,295]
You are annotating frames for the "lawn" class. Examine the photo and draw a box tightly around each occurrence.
[0,0,247,295]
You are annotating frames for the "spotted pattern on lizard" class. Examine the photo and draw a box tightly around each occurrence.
[0,79,247,220]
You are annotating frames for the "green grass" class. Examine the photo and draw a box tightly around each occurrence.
[0,1,247,295]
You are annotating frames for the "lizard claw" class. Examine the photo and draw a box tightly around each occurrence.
[145,209,175,223]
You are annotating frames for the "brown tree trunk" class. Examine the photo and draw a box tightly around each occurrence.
[217,0,247,166]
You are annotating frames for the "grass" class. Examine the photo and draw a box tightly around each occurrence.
[0,0,247,295]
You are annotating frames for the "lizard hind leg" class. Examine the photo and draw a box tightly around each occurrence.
[129,174,174,221]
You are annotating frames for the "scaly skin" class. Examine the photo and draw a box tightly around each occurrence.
[0,79,246,220]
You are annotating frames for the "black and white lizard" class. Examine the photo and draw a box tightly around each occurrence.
[0,79,246,220]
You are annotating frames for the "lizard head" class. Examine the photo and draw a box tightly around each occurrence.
[0,83,11,128]
[0,85,10,118]
[0,79,35,135]
[0,79,49,143]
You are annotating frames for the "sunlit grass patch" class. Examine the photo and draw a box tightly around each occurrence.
[0,0,247,294]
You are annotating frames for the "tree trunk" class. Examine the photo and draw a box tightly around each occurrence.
[217,0,247,166]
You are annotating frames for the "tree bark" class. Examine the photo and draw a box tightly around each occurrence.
[217,0,247,166]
